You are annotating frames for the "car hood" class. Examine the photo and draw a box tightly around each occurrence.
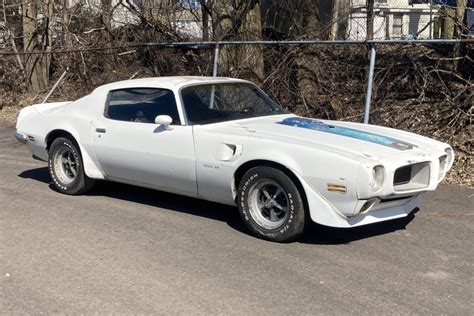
[225,114,446,162]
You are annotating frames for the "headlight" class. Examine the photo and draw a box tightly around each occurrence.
[445,148,454,168]
[438,155,447,180]
[371,165,385,191]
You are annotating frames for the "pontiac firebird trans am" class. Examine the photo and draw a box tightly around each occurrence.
[15,76,454,242]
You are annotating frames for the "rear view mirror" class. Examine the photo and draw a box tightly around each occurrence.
[155,115,173,130]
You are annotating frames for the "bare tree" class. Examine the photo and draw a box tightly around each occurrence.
[440,5,455,39]
[455,0,468,38]
[200,0,210,41]
[366,0,374,40]
[453,0,468,70]
[23,0,54,92]
[295,0,321,112]
[1,0,24,73]
[211,0,264,82]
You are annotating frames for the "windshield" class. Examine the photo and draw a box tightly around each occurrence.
[180,83,287,125]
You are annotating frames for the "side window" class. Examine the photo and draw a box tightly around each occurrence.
[105,88,181,125]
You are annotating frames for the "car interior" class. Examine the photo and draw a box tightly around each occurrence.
[106,89,181,125]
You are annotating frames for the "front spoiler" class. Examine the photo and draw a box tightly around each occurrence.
[293,170,422,228]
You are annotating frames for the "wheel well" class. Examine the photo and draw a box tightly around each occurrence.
[233,160,309,210]
[45,129,77,151]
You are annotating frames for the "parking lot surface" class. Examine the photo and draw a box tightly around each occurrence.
[0,125,473,314]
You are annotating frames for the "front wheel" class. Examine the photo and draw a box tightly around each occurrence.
[48,137,95,195]
[237,167,306,242]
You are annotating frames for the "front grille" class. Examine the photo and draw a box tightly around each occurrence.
[394,165,412,186]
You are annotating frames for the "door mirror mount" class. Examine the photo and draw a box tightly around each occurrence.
[155,115,173,130]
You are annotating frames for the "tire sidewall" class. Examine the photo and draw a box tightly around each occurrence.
[48,137,86,195]
[238,167,305,242]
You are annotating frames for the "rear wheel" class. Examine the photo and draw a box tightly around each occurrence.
[48,137,95,195]
[237,166,306,242]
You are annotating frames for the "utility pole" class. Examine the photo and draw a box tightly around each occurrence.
[366,0,375,40]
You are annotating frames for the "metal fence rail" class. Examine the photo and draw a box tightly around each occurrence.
[175,38,471,124]
[28,38,471,124]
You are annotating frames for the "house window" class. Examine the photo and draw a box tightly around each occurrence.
[393,14,403,38]
[180,0,200,9]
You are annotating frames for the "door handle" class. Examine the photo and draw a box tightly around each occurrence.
[96,128,106,133]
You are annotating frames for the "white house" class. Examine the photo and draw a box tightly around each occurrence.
[348,0,436,40]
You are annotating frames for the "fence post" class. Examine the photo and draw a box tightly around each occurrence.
[42,68,68,103]
[212,43,220,77]
[364,45,376,124]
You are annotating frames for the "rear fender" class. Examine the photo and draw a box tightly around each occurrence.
[16,106,38,129]
[45,127,106,180]
[16,102,71,129]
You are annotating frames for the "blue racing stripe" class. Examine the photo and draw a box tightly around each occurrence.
[278,117,416,151]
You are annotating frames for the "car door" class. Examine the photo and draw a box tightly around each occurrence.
[92,87,197,195]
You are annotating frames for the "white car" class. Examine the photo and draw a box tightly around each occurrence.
[15,76,454,242]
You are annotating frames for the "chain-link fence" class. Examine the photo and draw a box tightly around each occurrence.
[346,0,474,40]
[0,0,472,184]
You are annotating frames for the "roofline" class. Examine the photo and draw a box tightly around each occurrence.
[94,76,251,92]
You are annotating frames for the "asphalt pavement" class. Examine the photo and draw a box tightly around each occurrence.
[0,125,473,314]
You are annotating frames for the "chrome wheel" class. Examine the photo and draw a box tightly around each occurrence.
[248,180,289,230]
[53,147,78,185]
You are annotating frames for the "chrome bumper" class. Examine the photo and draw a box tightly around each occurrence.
[14,132,28,144]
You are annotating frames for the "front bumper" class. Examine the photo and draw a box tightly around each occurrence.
[294,170,423,228]
[344,195,421,227]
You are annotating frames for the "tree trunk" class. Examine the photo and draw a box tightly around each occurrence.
[2,0,24,73]
[101,0,113,30]
[440,6,455,39]
[200,0,209,41]
[62,0,72,47]
[453,0,468,70]
[366,0,375,40]
[295,0,321,115]
[213,0,264,82]
[330,0,339,40]
[23,0,53,93]
[302,0,320,39]
[212,0,232,40]
[336,0,350,39]
[239,1,264,81]
[454,0,467,38]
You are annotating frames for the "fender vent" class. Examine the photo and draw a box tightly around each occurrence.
[394,165,412,186]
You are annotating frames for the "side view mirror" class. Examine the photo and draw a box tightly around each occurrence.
[155,115,173,130]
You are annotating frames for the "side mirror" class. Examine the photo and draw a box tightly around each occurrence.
[155,115,173,130]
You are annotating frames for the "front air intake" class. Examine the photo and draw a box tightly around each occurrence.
[393,165,412,186]
[393,162,431,191]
